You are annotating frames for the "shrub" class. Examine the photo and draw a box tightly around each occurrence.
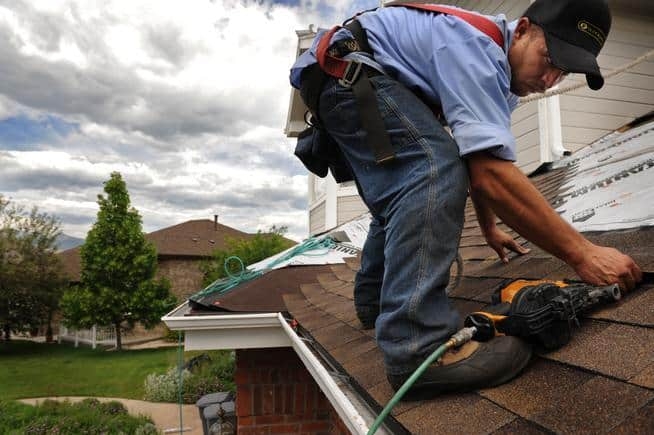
[0,399,157,435]
[143,367,191,403]
[163,325,183,343]
[143,351,235,404]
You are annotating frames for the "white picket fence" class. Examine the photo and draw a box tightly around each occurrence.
[58,324,117,349]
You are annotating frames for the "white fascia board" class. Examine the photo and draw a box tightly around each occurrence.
[162,303,289,350]
[182,326,291,351]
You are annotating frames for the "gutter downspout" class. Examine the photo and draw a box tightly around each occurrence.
[538,93,568,163]
[277,313,371,435]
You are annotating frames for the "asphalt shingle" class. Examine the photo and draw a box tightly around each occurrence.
[396,394,516,435]
[529,376,653,434]
[544,322,654,381]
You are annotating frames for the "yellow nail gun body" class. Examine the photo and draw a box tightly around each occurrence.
[464,279,621,350]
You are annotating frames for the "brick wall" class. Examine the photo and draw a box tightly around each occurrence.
[235,348,350,435]
[156,256,206,300]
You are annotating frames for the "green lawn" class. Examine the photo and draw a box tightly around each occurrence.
[0,340,181,400]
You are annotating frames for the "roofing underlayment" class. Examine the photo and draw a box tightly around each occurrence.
[188,120,654,434]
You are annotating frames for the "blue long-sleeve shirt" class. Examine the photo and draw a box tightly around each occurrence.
[290,6,520,161]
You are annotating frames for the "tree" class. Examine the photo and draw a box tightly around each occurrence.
[201,225,295,286]
[0,195,65,341]
[60,172,176,350]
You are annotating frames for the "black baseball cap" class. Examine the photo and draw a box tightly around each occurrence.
[523,0,611,90]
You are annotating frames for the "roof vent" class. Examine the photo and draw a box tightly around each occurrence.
[192,237,199,242]
[209,240,215,244]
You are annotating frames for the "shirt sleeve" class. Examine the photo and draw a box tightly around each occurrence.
[429,17,517,161]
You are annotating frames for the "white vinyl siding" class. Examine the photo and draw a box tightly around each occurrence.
[511,101,541,172]
[558,12,654,154]
[309,202,326,235]
[337,195,367,226]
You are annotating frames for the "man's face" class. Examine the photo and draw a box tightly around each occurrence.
[509,19,568,97]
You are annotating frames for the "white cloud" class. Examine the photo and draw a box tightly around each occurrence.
[0,0,368,242]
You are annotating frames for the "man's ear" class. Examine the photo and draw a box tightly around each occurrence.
[513,17,531,40]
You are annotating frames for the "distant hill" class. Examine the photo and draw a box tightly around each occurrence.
[56,233,84,252]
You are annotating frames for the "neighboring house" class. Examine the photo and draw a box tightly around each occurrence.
[58,217,256,301]
[285,0,654,235]
[165,119,653,434]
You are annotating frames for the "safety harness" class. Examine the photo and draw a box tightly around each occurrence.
[304,3,506,167]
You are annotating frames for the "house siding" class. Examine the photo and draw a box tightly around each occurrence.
[512,102,541,173]
[310,202,326,235]
[560,12,654,154]
[235,348,349,434]
[337,195,367,226]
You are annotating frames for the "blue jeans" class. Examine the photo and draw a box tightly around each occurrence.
[319,74,468,375]
[354,215,384,327]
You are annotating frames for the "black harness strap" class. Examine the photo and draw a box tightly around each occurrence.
[344,20,395,164]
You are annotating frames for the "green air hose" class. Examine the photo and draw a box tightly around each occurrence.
[191,236,336,299]
[177,331,184,432]
[366,326,477,435]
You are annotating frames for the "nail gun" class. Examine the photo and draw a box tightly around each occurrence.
[464,279,622,350]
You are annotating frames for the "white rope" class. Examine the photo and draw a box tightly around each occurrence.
[519,48,654,104]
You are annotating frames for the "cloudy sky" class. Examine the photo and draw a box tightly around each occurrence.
[0,0,380,242]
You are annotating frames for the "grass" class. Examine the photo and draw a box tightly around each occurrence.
[0,340,181,400]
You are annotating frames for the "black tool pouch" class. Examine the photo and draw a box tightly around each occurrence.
[294,117,353,183]
[294,64,354,182]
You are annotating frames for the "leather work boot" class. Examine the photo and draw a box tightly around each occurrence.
[387,335,532,400]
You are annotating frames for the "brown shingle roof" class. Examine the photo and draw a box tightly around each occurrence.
[58,219,256,281]
[146,219,254,257]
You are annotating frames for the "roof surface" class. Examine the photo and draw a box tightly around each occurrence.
[58,219,255,281]
[193,121,654,434]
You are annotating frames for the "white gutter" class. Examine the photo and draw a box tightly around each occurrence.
[277,313,372,435]
[162,304,281,331]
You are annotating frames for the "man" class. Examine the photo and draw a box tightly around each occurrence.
[290,0,642,397]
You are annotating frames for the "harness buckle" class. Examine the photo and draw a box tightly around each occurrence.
[338,60,363,87]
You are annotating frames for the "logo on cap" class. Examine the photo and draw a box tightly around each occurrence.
[578,20,606,47]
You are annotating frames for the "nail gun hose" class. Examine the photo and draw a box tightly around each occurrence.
[366,327,477,435]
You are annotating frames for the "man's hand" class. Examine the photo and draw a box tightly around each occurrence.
[466,152,643,292]
[571,242,642,292]
[483,226,530,263]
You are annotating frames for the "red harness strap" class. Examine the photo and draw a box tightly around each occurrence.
[394,3,504,48]
[316,3,504,79]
